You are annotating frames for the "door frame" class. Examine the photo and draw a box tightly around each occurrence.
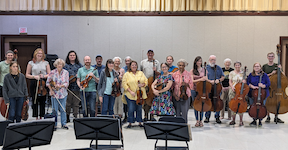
[1,35,47,60]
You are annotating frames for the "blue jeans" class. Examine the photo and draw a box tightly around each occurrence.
[8,97,24,123]
[191,90,204,121]
[51,96,67,126]
[81,91,96,117]
[125,96,142,123]
[102,94,115,115]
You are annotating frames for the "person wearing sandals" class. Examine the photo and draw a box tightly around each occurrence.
[122,60,148,128]
[190,56,207,127]
[46,58,69,130]
[3,61,28,123]
[227,61,246,126]
[150,63,175,116]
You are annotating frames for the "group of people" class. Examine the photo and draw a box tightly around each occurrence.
[0,48,284,130]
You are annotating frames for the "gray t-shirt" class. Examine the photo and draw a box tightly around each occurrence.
[28,60,49,75]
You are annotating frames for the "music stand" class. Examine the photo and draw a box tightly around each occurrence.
[73,117,123,150]
[2,119,55,150]
[0,120,13,146]
[144,121,191,150]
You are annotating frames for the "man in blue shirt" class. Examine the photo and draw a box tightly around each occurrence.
[204,55,224,124]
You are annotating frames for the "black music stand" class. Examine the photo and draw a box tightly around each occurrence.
[144,121,191,150]
[2,119,55,150]
[73,117,123,150]
[0,120,13,146]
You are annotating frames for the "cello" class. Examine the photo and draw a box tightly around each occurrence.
[248,71,267,120]
[194,62,212,115]
[266,44,288,123]
[229,66,249,114]
[146,59,161,106]
[210,65,224,112]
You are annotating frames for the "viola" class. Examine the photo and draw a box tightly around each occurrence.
[111,72,121,97]
[266,44,288,123]
[37,71,47,96]
[248,71,267,120]
[69,75,77,84]
[179,76,189,101]
[210,65,224,112]
[146,59,161,106]
[136,80,145,105]
[229,66,249,114]
[80,67,97,88]
[1,98,29,121]
[194,62,212,113]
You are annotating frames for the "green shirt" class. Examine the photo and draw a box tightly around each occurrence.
[262,63,277,74]
[77,66,99,92]
[0,61,10,86]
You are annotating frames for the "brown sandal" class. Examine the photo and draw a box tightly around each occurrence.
[199,122,203,127]
[229,121,236,125]
[239,122,244,126]
[195,122,200,127]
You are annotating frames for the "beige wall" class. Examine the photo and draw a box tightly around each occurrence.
[0,15,287,72]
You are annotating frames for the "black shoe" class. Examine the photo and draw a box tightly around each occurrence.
[61,125,69,130]
[258,121,262,127]
[216,118,221,124]
[204,118,209,123]
[250,120,257,126]
[127,125,132,128]
[143,118,148,122]
[274,118,284,123]
[66,115,70,123]
[122,118,127,124]
[138,124,144,128]
[265,116,270,123]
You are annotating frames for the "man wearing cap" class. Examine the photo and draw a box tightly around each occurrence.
[0,50,18,108]
[140,49,161,121]
[92,55,105,116]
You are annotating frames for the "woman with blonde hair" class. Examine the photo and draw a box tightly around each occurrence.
[26,48,51,119]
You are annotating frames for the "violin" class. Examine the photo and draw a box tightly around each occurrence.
[179,76,189,101]
[248,71,267,120]
[37,71,47,96]
[69,75,77,84]
[111,72,121,97]
[136,80,145,105]
[194,62,212,113]
[229,66,249,114]
[266,44,288,123]
[80,67,97,88]
[146,59,161,106]
[210,65,224,112]
[0,98,29,121]
[154,80,168,91]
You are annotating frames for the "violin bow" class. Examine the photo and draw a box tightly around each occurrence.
[54,96,66,113]
[5,104,9,120]
[34,77,40,104]
[83,89,88,116]
[67,89,82,102]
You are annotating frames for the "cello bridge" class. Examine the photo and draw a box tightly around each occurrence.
[201,97,206,99]
[238,97,242,100]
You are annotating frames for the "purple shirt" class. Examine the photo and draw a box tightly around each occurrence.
[247,72,270,98]
[46,69,69,99]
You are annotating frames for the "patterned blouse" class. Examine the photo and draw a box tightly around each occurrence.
[172,70,194,98]
[46,69,69,99]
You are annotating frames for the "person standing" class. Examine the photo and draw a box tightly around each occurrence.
[77,56,99,117]
[46,58,69,130]
[220,58,234,120]
[161,55,178,75]
[204,55,224,124]
[63,50,83,122]
[113,57,124,117]
[3,61,28,123]
[0,50,16,108]
[93,54,105,116]
[140,49,161,121]
[262,52,284,123]
[26,48,51,119]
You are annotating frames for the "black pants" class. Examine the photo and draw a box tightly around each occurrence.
[30,80,46,117]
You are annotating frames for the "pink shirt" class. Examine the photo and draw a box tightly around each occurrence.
[190,68,205,90]
[172,70,193,98]
[46,69,69,99]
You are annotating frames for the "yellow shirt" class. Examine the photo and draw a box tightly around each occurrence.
[122,71,148,103]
